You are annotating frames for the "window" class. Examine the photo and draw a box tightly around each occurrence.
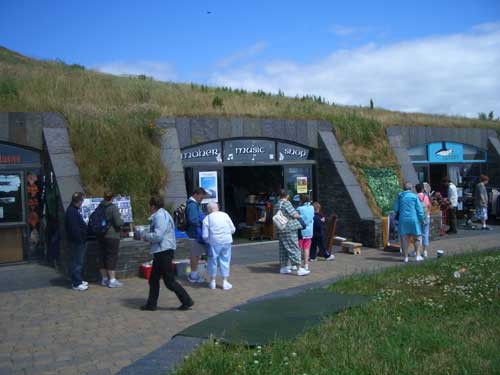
[408,145,427,162]
[0,173,24,224]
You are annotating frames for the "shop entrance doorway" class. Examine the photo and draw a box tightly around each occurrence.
[429,164,447,193]
[224,166,283,228]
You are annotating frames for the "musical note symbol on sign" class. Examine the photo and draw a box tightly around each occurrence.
[227,153,234,161]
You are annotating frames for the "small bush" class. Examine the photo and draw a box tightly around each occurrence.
[0,78,18,99]
[212,96,223,108]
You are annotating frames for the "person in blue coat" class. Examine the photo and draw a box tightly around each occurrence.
[297,195,314,271]
[393,182,425,263]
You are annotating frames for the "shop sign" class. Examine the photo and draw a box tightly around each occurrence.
[0,143,40,165]
[181,142,222,163]
[224,139,275,162]
[428,142,463,163]
[278,142,309,161]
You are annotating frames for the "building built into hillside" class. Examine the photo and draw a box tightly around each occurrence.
[1,112,499,276]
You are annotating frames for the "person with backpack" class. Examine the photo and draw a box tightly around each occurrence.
[141,195,194,311]
[185,188,208,283]
[64,192,89,291]
[95,191,124,288]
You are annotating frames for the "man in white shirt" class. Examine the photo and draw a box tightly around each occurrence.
[202,202,236,290]
[443,176,458,234]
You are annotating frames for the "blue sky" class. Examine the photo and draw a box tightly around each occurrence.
[1,0,499,116]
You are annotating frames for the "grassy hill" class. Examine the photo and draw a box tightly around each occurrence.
[1,46,499,221]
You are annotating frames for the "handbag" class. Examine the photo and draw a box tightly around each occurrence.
[298,216,307,230]
[394,194,401,221]
[272,202,288,230]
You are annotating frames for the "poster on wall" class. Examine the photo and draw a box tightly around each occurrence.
[296,176,308,194]
[0,174,23,223]
[199,171,218,204]
[80,196,134,224]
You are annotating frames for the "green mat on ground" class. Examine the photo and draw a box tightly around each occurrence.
[176,290,370,345]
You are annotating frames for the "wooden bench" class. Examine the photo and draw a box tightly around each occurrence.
[341,241,362,255]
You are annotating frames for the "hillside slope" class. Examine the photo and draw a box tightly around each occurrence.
[1,47,498,220]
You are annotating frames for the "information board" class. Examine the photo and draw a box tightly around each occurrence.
[80,196,133,224]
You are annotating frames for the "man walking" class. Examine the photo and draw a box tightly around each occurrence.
[97,191,124,287]
[442,177,458,234]
[475,175,490,230]
[202,203,236,290]
[185,188,207,283]
[141,196,194,311]
[65,192,89,291]
[393,182,425,263]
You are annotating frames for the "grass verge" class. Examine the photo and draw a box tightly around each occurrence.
[173,250,500,375]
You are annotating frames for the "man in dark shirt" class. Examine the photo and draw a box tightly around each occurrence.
[65,192,88,291]
[310,202,335,261]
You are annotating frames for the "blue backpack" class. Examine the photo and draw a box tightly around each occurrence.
[88,205,108,236]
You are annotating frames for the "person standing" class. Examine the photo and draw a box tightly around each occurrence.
[141,196,194,311]
[202,202,236,290]
[416,183,431,258]
[393,182,425,263]
[275,190,309,276]
[475,175,490,230]
[442,177,458,234]
[65,192,89,291]
[97,191,124,288]
[297,195,314,271]
[310,202,335,261]
[186,188,207,283]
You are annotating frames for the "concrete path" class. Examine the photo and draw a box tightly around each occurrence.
[0,229,499,375]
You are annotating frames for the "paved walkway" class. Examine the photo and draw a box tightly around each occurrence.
[0,229,499,375]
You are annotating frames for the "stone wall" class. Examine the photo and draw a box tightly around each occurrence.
[488,137,500,187]
[317,131,382,248]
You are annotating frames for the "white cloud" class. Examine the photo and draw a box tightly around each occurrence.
[94,61,177,81]
[210,23,500,117]
[215,42,268,68]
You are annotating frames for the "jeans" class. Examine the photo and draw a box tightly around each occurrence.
[310,236,330,259]
[70,241,86,287]
[147,250,193,307]
[422,217,430,247]
[448,207,457,233]
[207,243,232,278]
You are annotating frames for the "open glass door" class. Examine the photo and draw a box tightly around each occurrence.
[284,165,313,207]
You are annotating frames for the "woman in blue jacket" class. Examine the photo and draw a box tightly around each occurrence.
[297,195,315,271]
[393,182,425,263]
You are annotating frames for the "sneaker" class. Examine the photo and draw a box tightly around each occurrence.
[416,256,425,262]
[140,304,157,311]
[100,278,109,287]
[209,280,216,290]
[178,301,194,311]
[409,251,417,257]
[309,258,317,262]
[325,254,335,261]
[72,283,88,291]
[304,264,309,271]
[81,281,89,286]
[108,279,123,288]
[423,250,428,258]
[279,266,292,274]
[403,257,409,263]
[188,273,204,283]
[222,280,232,290]
[481,226,492,231]
[296,267,310,276]
[291,265,298,271]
